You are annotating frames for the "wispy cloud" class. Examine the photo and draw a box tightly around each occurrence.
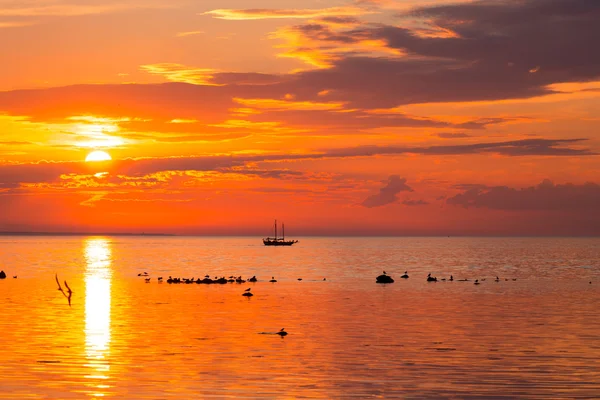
[0,1,171,17]
[234,98,345,111]
[202,6,372,20]
[176,30,204,37]
[140,63,219,85]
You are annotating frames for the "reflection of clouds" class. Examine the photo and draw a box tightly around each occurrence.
[84,238,112,389]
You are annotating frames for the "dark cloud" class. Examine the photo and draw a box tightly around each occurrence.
[325,138,597,157]
[317,16,362,25]
[402,199,429,206]
[362,175,413,208]
[447,179,600,211]
[277,0,600,108]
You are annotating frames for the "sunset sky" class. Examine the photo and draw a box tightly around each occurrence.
[1,0,599,235]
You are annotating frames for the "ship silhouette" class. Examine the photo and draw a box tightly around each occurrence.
[263,220,298,246]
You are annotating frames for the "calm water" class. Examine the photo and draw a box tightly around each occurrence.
[1,236,599,399]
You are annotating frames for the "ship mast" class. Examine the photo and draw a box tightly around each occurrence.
[274,219,277,239]
[283,223,285,240]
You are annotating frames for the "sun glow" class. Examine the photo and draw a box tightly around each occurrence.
[86,150,112,162]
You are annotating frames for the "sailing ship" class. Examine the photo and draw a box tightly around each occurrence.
[263,220,298,246]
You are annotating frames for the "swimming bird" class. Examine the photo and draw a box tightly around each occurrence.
[269,276,277,283]
[13,276,17,279]
[297,278,302,281]
[55,274,73,307]
[401,271,409,279]
[495,276,500,282]
[450,275,454,281]
[145,277,151,283]
[276,328,288,337]
[474,279,480,285]
[427,273,437,282]
[158,277,163,281]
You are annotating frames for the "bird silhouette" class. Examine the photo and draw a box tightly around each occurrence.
[276,328,288,337]
[55,274,73,307]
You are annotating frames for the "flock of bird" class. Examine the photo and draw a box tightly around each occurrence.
[376,271,519,284]
[136,272,277,285]
[135,272,288,336]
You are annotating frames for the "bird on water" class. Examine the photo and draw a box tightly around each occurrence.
[276,328,288,337]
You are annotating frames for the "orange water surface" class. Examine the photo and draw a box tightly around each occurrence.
[1,236,599,398]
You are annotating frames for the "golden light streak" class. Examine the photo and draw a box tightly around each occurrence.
[84,237,113,396]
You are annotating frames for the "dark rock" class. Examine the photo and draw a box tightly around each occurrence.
[0,270,6,279]
[376,274,394,283]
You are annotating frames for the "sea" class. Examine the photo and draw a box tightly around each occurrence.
[0,236,599,399]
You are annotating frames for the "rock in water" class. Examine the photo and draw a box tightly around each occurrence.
[376,274,394,283]
[0,270,6,279]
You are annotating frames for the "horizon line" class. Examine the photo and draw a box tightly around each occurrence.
[0,231,598,238]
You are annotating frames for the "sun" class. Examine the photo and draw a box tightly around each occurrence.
[85,150,112,162]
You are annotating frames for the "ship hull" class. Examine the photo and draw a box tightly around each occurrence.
[263,240,296,246]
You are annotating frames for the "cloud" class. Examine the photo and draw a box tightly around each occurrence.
[202,7,371,20]
[433,132,471,139]
[0,83,511,136]
[140,64,219,85]
[447,179,600,211]
[0,0,173,26]
[271,0,600,107]
[402,199,429,206]
[362,175,413,208]
[176,30,204,37]
[326,138,597,157]
[0,138,596,189]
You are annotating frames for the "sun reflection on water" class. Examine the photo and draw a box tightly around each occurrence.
[84,238,113,395]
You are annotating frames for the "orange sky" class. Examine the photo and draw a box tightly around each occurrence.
[1,0,599,235]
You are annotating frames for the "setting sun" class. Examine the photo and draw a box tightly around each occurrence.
[85,150,112,162]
